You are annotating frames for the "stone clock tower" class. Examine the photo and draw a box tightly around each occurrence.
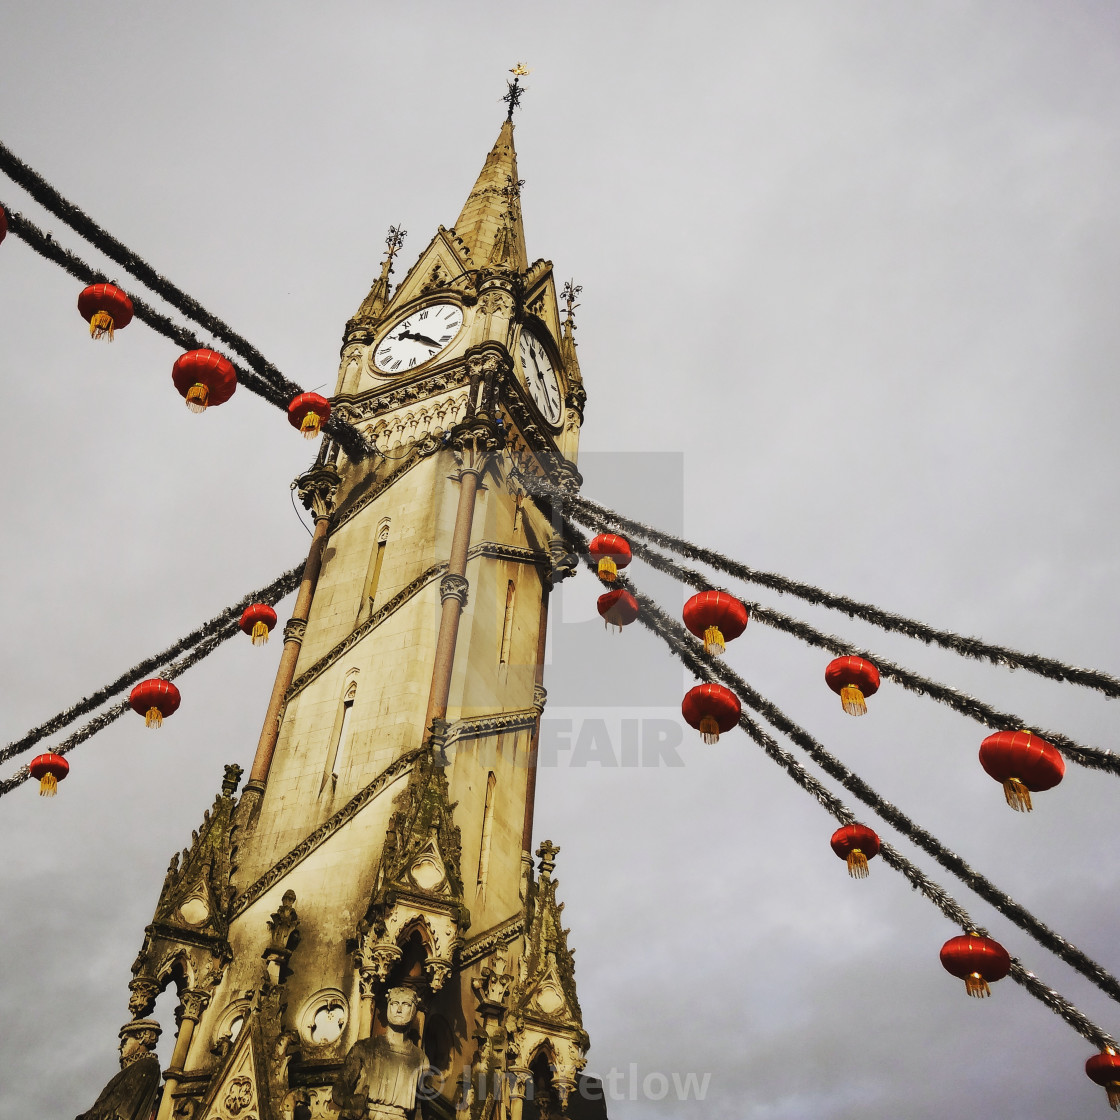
[94,113,603,1120]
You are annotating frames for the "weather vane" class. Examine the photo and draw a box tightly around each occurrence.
[503,62,531,121]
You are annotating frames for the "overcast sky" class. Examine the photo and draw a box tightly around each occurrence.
[2,3,1120,1118]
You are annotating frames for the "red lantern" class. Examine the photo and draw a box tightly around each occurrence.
[830,823,881,879]
[683,590,748,656]
[77,283,134,341]
[939,933,1010,998]
[288,392,331,439]
[1086,1050,1120,1111]
[171,349,237,413]
[588,534,631,583]
[28,752,69,797]
[0,204,7,245]
[682,683,740,744]
[597,589,639,632]
[129,679,181,728]
[979,730,1065,813]
[240,603,278,646]
[825,656,880,717]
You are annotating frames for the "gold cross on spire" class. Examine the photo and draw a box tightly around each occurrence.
[503,64,530,120]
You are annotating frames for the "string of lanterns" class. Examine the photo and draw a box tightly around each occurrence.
[580,525,1118,1109]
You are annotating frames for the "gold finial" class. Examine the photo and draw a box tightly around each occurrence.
[510,62,531,76]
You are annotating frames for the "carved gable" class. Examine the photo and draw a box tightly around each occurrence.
[195,1011,276,1120]
[154,764,242,940]
[356,745,470,992]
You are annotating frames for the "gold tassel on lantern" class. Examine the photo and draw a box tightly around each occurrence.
[300,412,322,439]
[89,310,115,341]
[846,849,869,879]
[840,684,867,717]
[185,382,210,413]
[39,772,58,797]
[1002,777,1033,813]
[251,620,270,646]
[964,972,991,998]
[703,625,725,656]
[597,557,618,583]
[699,716,720,745]
[1105,1083,1120,1112]
[145,707,163,728]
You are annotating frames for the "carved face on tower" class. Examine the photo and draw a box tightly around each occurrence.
[385,987,419,1031]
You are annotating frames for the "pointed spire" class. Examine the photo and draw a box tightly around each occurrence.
[353,224,407,323]
[451,120,529,271]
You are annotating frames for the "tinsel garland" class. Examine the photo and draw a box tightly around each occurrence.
[526,477,1120,701]
[0,140,301,397]
[0,205,370,461]
[0,565,302,768]
[0,630,221,793]
[563,495,1120,777]
[556,509,1120,1046]
[0,621,241,798]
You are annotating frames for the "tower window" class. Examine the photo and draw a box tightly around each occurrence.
[513,493,524,537]
[477,772,497,889]
[324,680,358,790]
[360,522,390,621]
[499,580,516,665]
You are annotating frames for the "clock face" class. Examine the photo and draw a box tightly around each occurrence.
[518,329,562,425]
[373,303,463,374]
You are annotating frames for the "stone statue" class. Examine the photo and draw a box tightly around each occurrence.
[76,1019,162,1120]
[330,987,429,1120]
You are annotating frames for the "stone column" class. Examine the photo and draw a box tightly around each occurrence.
[240,464,340,821]
[155,989,209,1120]
[423,410,502,736]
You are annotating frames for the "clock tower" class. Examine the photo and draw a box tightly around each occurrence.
[97,111,602,1120]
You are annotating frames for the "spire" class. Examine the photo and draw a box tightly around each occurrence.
[354,224,407,323]
[451,120,529,271]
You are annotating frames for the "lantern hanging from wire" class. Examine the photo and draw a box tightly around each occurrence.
[77,283,134,341]
[825,656,880,716]
[681,683,740,744]
[830,823,881,879]
[683,590,749,656]
[239,603,278,646]
[597,589,639,632]
[171,349,237,413]
[288,392,331,439]
[129,679,182,728]
[1086,1051,1120,1112]
[939,933,1010,998]
[29,752,69,797]
[588,534,631,584]
[978,729,1064,813]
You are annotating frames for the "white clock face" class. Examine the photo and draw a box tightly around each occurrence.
[518,329,562,425]
[374,303,463,374]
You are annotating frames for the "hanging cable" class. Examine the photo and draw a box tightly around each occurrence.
[522,476,1120,701]
[0,565,302,768]
[558,489,1120,777]
[557,512,1120,1052]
